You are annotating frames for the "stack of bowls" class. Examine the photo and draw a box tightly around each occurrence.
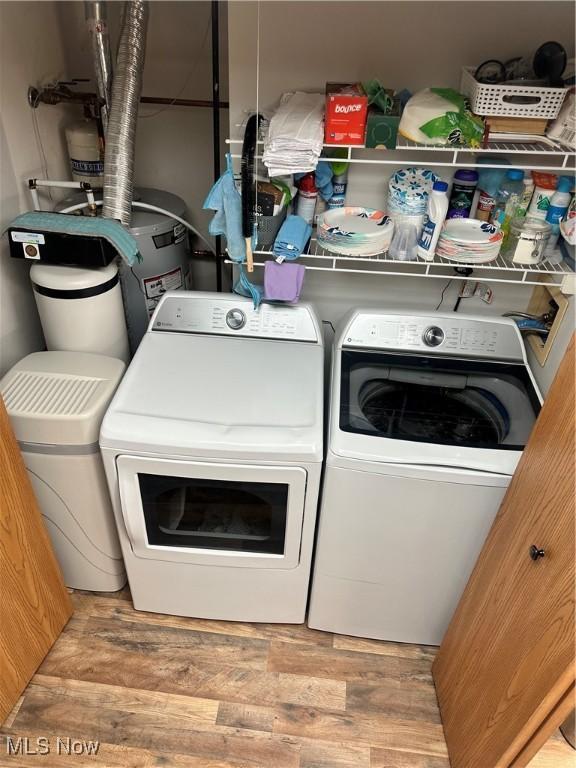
[388,167,439,231]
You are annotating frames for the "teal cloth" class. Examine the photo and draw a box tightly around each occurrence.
[233,265,263,309]
[9,211,142,266]
[203,153,247,263]
[273,214,312,260]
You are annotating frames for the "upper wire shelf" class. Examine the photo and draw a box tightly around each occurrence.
[226,135,575,172]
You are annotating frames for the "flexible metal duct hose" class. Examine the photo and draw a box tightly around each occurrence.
[85,1,113,130]
[102,1,148,225]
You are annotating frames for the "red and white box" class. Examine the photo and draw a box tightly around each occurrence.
[324,83,368,146]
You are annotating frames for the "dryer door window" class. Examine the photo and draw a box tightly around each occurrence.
[138,475,288,555]
[116,456,307,568]
[340,350,540,450]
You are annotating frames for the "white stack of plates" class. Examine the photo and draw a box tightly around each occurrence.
[317,207,394,257]
[435,219,504,264]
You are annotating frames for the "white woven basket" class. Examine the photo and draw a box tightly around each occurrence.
[461,67,568,119]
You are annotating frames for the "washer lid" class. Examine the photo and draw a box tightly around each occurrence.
[30,262,118,291]
[1,352,125,446]
[100,332,324,462]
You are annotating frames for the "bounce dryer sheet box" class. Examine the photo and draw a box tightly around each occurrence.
[325,83,368,146]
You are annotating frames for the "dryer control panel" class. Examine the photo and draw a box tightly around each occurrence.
[341,312,524,361]
[150,292,320,343]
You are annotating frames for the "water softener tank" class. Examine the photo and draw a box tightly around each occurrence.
[57,188,192,353]
[30,262,130,363]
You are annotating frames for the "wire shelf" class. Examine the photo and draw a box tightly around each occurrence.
[226,136,575,172]
[225,239,575,288]
[395,134,574,155]
[225,134,575,288]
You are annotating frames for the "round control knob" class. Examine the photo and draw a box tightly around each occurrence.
[226,308,246,330]
[423,326,444,347]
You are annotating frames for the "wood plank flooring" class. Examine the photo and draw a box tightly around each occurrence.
[0,588,573,767]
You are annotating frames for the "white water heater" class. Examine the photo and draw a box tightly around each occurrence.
[120,189,191,351]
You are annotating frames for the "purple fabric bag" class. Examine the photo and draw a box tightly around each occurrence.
[263,260,305,303]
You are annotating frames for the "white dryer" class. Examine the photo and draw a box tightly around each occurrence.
[308,310,542,645]
[100,291,323,623]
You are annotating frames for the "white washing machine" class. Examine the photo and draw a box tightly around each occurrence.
[308,310,542,646]
[100,291,324,623]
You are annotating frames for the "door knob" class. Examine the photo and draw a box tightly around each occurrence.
[529,545,545,561]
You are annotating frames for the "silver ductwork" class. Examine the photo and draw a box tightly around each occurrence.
[85,1,113,130]
[102,1,148,226]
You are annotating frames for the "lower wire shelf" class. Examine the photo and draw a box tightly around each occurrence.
[225,239,575,289]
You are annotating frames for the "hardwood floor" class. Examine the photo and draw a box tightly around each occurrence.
[0,588,573,767]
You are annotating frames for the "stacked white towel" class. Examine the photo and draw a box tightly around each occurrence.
[263,92,325,177]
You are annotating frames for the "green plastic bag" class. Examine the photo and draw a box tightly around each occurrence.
[362,79,394,115]
[419,88,484,147]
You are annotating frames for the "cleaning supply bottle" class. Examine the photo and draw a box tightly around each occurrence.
[446,170,478,219]
[527,172,558,220]
[296,173,318,226]
[417,180,449,261]
[328,169,349,209]
[327,152,349,209]
[543,175,573,259]
[491,169,525,242]
[517,174,535,217]
[475,189,496,221]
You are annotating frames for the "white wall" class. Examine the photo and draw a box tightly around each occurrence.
[0,1,73,376]
[227,0,576,387]
[57,0,228,290]
[229,1,575,131]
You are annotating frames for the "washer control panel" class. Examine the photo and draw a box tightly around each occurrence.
[151,293,320,343]
[342,312,523,360]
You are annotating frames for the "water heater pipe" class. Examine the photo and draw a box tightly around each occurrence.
[28,179,96,210]
[85,1,113,130]
[102,0,149,226]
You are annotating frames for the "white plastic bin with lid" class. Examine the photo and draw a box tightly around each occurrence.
[0,351,127,592]
[30,262,130,363]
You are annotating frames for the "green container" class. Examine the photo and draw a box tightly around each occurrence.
[365,101,402,149]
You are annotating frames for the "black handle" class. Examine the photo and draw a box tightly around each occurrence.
[529,545,545,561]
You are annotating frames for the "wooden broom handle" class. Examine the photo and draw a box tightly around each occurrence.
[246,237,254,273]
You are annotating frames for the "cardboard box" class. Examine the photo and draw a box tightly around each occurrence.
[324,83,368,146]
[485,115,548,136]
[365,99,403,149]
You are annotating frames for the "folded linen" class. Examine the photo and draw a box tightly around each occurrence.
[264,260,305,303]
[273,214,312,260]
[263,92,325,176]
